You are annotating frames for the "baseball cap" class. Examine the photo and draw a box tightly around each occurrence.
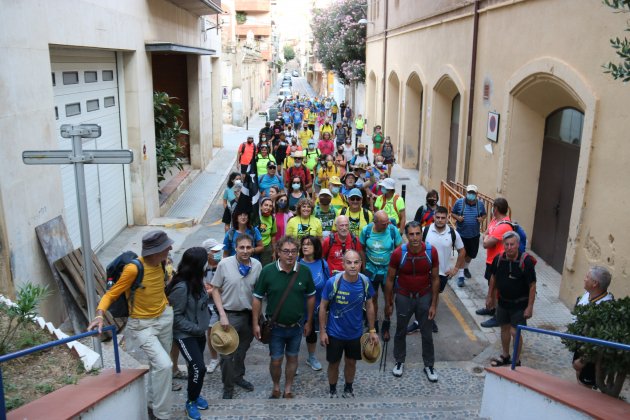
[348,188,362,198]
[379,178,396,191]
[329,176,342,185]
[466,185,478,193]
[319,188,332,197]
[202,238,225,252]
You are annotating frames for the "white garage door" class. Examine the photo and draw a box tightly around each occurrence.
[51,49,128,250]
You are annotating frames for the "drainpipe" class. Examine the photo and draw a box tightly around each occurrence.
[463,0,480,185]
[381,0,389,131]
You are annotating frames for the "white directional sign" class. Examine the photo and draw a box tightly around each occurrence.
[23,150,133,165]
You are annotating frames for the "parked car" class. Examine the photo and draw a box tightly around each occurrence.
[282,80,292,88]
[292,70,299,77]
[277,87,291,102]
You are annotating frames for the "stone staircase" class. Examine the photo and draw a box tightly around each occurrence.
[171,361,487,419]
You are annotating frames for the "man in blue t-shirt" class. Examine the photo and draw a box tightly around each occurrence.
[319,250,378,398]
[258,161,285,197]
[359,211,402,339]
[451,185,487,285]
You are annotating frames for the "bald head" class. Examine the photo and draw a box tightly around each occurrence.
[335,215,350,238]
[373,210,390,232]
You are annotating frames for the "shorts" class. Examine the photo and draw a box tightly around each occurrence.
[222,206,232,225]
[269,324,303,360]
[326,335,362,363]
[365,269,386,292]
[356,129,363,137]
[495,305,527,327]
[484,263,493,281]
[373,148,382,155]
[461,235,480,259]
[304,315,320,344]
[208,305,219,328]
[439,275,448,293]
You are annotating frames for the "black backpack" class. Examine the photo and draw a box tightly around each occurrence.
[105,251,144,317]
[422,224,457,253]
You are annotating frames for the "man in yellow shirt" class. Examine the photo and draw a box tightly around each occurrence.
[88,230,175,420]
[298,123,314,149]
[335,188,373,237]
[328,176,348,211]
[374,178,406,232]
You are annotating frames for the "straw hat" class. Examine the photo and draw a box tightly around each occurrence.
[210,322,239,355]
[360,333,381,363]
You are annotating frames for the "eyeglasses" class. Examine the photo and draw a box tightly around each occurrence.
[349,197,362,201]
[280,249,298,255]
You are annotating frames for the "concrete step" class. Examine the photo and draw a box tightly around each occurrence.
[197,396,482,419]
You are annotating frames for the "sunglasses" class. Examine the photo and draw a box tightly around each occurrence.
[349,197,362,201]
[268,166,277,169]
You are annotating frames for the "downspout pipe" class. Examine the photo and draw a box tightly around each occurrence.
[381,0,389,131]
[463,0,480,185]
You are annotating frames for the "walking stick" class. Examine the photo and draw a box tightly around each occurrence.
[379,340,388,372]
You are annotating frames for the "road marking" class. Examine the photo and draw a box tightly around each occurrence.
[443,293,477,342]
[210,219,222,226]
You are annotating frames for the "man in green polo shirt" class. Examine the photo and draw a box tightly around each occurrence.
[252,236,316,399]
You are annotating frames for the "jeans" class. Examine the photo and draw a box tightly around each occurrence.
[221,312,254,391]
[176,336,207,402]
[126,306,173,419]
[393,293,434,367]
[269,324,302,360]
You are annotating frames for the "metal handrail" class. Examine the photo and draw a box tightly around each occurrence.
[0,325,120,418]
[511,325,630,370]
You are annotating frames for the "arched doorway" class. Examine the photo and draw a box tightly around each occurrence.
[402,73,423,169]
[447,93,461,182]
[367,71,377,134]
[385,72,400,153]
[532,108,583,272]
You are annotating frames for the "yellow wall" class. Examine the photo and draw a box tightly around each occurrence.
[366,0,630,303]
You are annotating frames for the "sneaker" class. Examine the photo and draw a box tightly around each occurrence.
[306,355,322,371]
[475,307,496,316]
[207,358,220,373]
[185,401,201,420]
[172,382,183,391]
[481,316,500,328]
[464,268,472,279]
[457,277,465,287]
[195,396,209,410]
[329,390,339,398]
[235,378,254,392]
[392,362,404,377]
[406,321,420,335]
[424,366,438,383]
[342,389,355,398]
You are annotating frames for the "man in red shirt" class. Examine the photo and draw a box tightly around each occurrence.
[284,150,312,192]
[322,216,363,274]
[385,221,440,383]
[476,197,513,328]
[237,136,256,174]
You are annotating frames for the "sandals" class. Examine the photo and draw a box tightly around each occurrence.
[490,355,511,367]
[269,390,281,399]
[283,392,294,399]
[172,369,188,380]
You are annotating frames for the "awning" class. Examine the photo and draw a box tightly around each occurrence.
[166,0,223,16]
[146,43,216,56]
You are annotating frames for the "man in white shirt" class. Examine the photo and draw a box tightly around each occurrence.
[408,206,465,334]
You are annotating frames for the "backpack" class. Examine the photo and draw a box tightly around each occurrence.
[339,207,370,226]
[328,272,370,304]
[458,198,480,217]
[324,232,359,260]
[363,222,398,248]
[422,224,457,253]
[497,220,527,253]
[376,194,400,214]
[105,251,144,318]
[394,243,433,291]
[496,251,537,271]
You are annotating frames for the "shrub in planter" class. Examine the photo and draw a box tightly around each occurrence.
[236,11,247,25]
[563,296,630,398]
[154,91,188,184]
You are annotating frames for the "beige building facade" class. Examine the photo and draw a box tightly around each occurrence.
[365,0,630,303]
[0,0,223,322]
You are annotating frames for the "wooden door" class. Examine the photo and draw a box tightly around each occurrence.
[447,94,460,182]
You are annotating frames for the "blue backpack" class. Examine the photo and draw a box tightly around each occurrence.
[497,220,527,253]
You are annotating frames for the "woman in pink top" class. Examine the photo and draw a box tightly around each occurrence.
[273,192,293,241]
[317,132,335,156]
[317,111,326,129]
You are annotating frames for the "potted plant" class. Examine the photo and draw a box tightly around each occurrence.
[563,296,630,398]
[153,91,188,184]
[236,11,247,25]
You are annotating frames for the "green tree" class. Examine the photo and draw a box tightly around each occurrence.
[603,0,630,82]
[311,0,366,84]
[154,92,188,184]
[562,297,630,398]
[283,45,296,61]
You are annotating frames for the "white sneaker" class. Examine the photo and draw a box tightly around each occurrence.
[207,359,219,373]
[392,362,404,377]
[424,366,438,382]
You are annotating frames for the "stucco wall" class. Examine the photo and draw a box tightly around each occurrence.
[366,0,630,302]
[0,0,218,321]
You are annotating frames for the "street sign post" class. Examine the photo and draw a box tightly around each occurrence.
[23,124,134,365]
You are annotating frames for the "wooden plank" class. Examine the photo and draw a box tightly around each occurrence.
[35,216,85,334]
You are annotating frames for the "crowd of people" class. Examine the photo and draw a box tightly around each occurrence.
[86,96,613,419]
